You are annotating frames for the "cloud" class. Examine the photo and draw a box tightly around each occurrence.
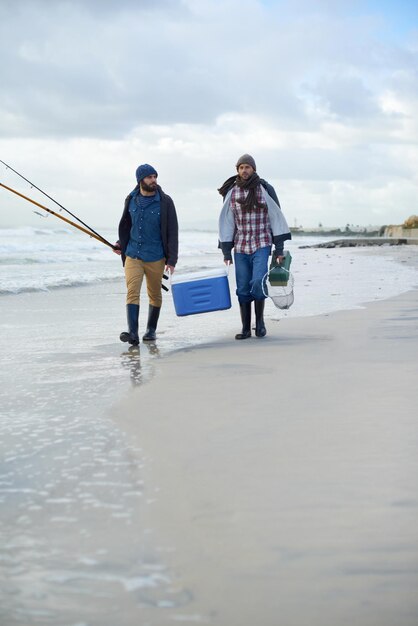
[3,0,395,138]
[1,0,417,228]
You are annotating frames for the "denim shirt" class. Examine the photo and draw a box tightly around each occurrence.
[125,190,164,262]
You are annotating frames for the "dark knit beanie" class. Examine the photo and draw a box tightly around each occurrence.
[136,163,158,183]
[236,154,256,171]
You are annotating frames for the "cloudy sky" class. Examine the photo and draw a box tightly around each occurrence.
[0,0,417,231]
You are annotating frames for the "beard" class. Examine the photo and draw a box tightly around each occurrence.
[141,181,157,193]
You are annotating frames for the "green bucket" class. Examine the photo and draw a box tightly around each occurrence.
[268,251,292,286]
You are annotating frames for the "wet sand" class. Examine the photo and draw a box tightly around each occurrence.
[1,247,417,625]
[114,264,418,625]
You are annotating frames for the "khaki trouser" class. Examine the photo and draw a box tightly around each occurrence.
[124,256,165,307]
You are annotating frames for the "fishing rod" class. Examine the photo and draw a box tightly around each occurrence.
[0,181,170,289]
[0,158,114,249]
[0,181,116,249]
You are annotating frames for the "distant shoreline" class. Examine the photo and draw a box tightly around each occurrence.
[299,237,418,248]
[290,228,381,236]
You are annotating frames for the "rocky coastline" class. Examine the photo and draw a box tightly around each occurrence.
[299,237,418,249]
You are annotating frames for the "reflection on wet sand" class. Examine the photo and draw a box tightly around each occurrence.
[120,342,161,387]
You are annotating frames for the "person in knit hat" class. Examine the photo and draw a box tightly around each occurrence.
[218,154,291,339]
[114,164,178,345]
[236,153,257,171]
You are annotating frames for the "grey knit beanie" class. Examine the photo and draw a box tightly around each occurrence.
[235,154,256,171]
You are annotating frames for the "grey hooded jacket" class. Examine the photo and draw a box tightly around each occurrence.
[218,180,291,258]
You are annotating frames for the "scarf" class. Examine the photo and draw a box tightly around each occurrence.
[218,173,265,212]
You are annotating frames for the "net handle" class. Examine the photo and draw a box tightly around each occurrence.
[263,266,289,294]
[262,264,291,297]
[262,271,269,298]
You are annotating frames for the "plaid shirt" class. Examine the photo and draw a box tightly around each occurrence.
[231,185,272,254]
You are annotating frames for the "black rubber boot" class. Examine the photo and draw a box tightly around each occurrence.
[235,302,252,340]
[255,299,266,337]
[120,304,139,346]
[142,305,161,342]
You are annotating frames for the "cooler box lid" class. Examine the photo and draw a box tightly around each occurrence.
[171,267,228,285]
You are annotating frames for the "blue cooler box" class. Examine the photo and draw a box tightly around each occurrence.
[171,268,231,316]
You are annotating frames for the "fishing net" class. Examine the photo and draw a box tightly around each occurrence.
[262,267,295,310]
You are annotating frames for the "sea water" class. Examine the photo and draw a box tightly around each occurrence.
[2,226,417,303]
[0,227,417,625]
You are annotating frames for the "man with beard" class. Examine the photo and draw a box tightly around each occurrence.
[218,154,291,340]
[114,164,178,345]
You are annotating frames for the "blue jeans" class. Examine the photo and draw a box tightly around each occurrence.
[234,246,270,303]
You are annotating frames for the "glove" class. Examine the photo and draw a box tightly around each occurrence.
[224,253,233,264]
[273,247,284,262]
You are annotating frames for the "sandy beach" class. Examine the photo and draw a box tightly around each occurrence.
[1,244,417,626]
[113,253,418,626]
